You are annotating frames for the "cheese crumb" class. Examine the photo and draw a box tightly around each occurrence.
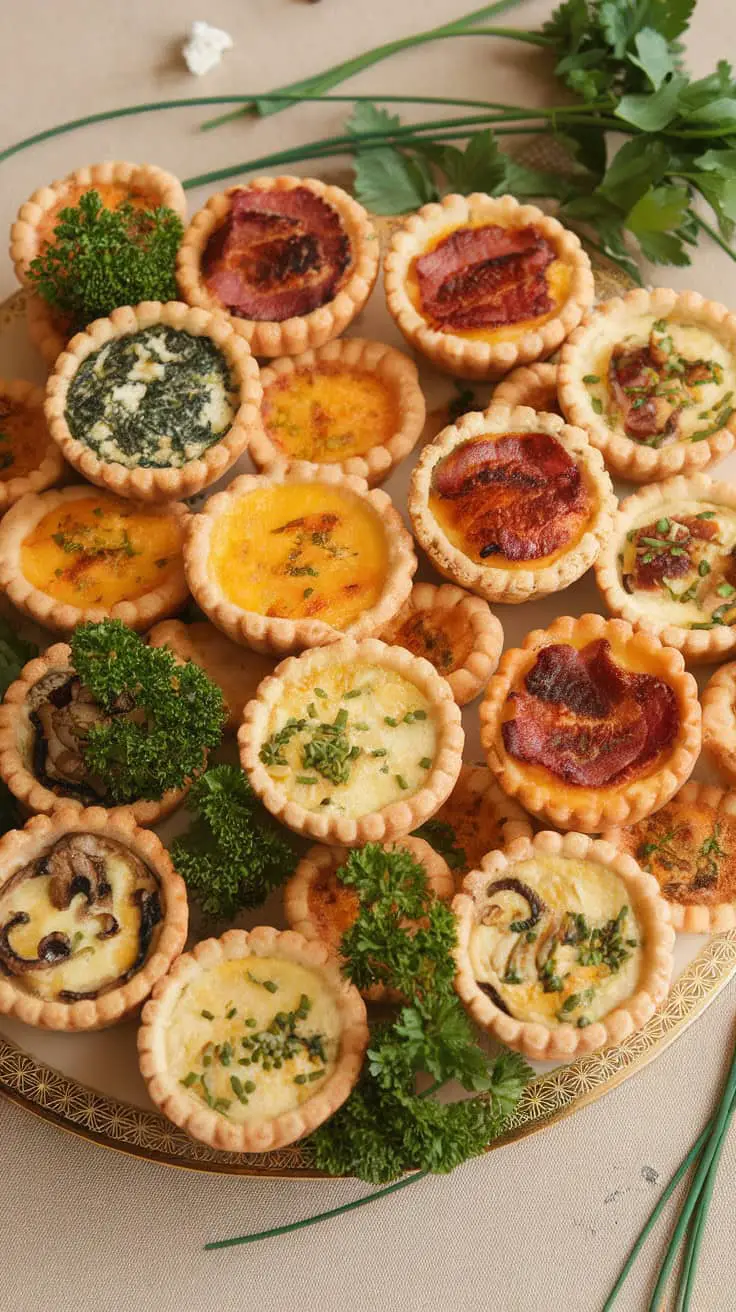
[182,20,234,76]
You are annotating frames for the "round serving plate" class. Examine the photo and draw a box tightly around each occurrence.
[1,244,736,1177]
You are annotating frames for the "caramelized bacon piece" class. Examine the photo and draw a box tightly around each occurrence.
[609,334,721,443]
[502,639,678,787]
[203,186,351,321]
[415,224,556,330]
[630,515,718,591]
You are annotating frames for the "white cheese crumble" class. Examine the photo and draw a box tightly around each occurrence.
[182,20,234,76]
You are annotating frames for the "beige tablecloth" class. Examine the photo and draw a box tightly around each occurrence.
[1,2,735,1309]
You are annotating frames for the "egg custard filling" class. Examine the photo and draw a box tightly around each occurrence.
[0,833,161,1001]
[165,956,340,1123]
[383,604,476,676]
[620,799,736,909]
[618,501,736,632]
[468,854,642,1028]
[262,365,400,463]
[36,181,160,253]
[0,394,54,479]
[258,661,436,816]
[20,494,185,607]
[209,483,389,629]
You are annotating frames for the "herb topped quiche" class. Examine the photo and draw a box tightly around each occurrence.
[595,474,736,663]
[0,485,189,633]
[558,288,736,481]
[177,175,379,357]
[384,192,594,380]
[409,405,615,604]
[453,830,674,1060]
[0,808,187,1031]
[184,464,416,655]
[379,582,503,706]
[252,338,426,486]
[0,379,64,511]
[480,614,701,832]
[239,637,464,846]
[45,302,262,503]
[138,926,368,1153]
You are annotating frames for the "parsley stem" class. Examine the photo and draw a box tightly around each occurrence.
[689,211,736,265]
[203,1170,428,1250]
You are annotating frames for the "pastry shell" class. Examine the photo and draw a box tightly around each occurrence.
[480,613,701,831]
[25,294,71,369]
[384,192,594,381]
[176,175,379,357]
[137,926,369,1153]
[0,378,65,511]
[491,362,561,414]
[0,484,190,633]
[594,473,736,664]
[0,806,188,1031]
[603,780,736,933]
[147,619,275,733]
[44,301,263,503]
[239,636,464,846]
[453,829,675,1061]
[426,762,534,887]
[251,337,426,486]
[10,160,187,286]
[702,660,736,785]
[558,288,736,482]
[184,462,417,655]
[378,581,503,706]
[408,405,615,604]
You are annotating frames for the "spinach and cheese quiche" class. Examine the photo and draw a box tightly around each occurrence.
[492,362,562,415]
[0,485,189,633]
[177,175,379,357]
[558,287,736,482]
[138,926,368,1153]
[0,379,64,510]
[595,474,736,663]
[184,464,417,655]
[45,303,262,503]
[0,808,187,1031]
[453,830,674,1060]
[239,637,464,846]
[379,582,503,706]
[252,337,425,486]
[480,613,701,832]
[409,405,615,604]
[384,192,594,381]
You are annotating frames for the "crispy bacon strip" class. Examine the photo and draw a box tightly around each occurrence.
[629,515,719,591]
[415,224,556,330]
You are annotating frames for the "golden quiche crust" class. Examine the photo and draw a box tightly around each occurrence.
[425,763,534,887]
[702,660,736,786]
[0,378,65,511]
[491,362,561,414]
[25,294,73,369]
[378,581,503,706]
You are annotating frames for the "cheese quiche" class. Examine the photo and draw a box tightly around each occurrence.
[184,464,416,655]
[138,926,368,1153]
[379,582,503,706]
[0,379,64,511]
[0,807,187,1031]
[416,763,533,888]
[384,192,594,380]
[480,613,701,831]
[453,830,674,1060]
[147,620,275,733]
[492,362,561,415]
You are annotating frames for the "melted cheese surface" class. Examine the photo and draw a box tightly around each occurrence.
[619,500,736,628]
[262,366,399,461]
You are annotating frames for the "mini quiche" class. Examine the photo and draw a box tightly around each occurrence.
[384,192,594,381]
[379,582,503,706]
[147,620,275,733]
[138,926,368,1153]
[702,661,736,787]
[44,302,262,503]
[408,405,615,604]
[0,379,64,511]
[239,637,464,846]
[453,830,674,1060]
[10,160,187,285]
[0,642,187,824]
[595,474,736,664]
[0,807,187,1031]
[558,288,736,482]
[25,294,73,369]
[417,763,534,886]
[492,362,561,415]
[251,338,426,486]
[0,485,189,633]
[480,613,701,832]
[184,464,416,655]
[176,175,379,357]
[603,781,736,933]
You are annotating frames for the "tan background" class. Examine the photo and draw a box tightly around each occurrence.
[0,2,735,1309]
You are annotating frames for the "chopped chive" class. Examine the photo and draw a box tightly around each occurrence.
[296,775,319,785]
[307,703,317,718]
[343,688,362,699]
[591,397,603,415]
[180,1071,198,1087]
[396,774,409,790]
[201,1009,215,1020]
[371,748,388,757]
[384,716,398,726]
[294,1074,308,1085]
[717,583,736,598]
[315,688,327,698]
[699,560,711,576]
[583,374,600,384]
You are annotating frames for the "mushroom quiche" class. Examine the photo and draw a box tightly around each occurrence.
[177,175,379,357]
[0,379,64,511]
[409,405,615,604]
[603,781,736,933]
[0,808,187,1031]
[384,192,594,380]
[492,362,561,415]
[239,637,464,846]
[252,338,425,486]
[415,763,534,886]
[558,288,736,482]
[702,660,736,787]
[45,302,262,503]
[595,474,736,663]
[379,582,503,706]
[184,464,416,655]
[147,620,275,733]
[0,485,189,633]
[138,926,368,1153]
[480,614,701,831]
[453,830,674,1060]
